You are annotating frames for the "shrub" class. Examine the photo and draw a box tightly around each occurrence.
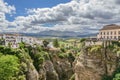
[0,55,20,80]
[58,53,68,59]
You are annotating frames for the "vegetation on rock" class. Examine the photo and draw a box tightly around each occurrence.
[0,38,120,80]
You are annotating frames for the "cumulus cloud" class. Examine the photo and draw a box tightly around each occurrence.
[12,0,120,33]
[0,0,15,14]
[0,0,16,32]
[1,0,120,34]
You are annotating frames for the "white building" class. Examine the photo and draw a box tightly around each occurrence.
[2,34,22,48]
[47,42,54,48]
[21,36,43,46]
[0,34,43,48]
[97,24,120,40]
[0,34,3,39]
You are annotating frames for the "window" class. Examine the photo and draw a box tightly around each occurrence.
[119,31,120,34]
[114,31,116,35]
[118,36,120,40]
[111,32,112,35]
[104,32,105,35]
[104,36,105,38]
[107,32,109,35]
[101,32,102,35]
[114,36,116,39]
[110,36,112,39]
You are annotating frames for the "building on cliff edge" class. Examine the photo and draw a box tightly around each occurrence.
[97,24,120,40]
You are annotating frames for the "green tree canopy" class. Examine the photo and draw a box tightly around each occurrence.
[43,40,49,47]
[0,55,20,80]
[53,39,59,48]
[80,38,86,43]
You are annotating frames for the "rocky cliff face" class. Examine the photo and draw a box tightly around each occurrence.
[73,52,116,80]
[26,63,39,80]
[73,53,102,80]
[43,60,59,80]
[25,51,118,80]
[25,47,117,80]
[38,56,74,80]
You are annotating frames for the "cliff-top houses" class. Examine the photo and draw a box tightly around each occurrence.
[0,33,43,48]
[1,24,120,48]
[97,24,120,40]
[86,24,120,46]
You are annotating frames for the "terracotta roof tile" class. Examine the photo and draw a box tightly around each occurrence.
[100,24,120,30]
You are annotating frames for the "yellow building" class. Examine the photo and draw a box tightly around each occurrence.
[97,24,120,40]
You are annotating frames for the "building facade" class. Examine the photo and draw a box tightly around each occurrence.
[0,34,43,48]
[3,34,22,48]
[97,24,120,40]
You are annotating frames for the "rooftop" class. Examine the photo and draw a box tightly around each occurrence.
[5,34,21,36]
[100,24,120,31]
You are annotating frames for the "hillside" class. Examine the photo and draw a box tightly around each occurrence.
[0,39,120,80]
[19,30,97,38]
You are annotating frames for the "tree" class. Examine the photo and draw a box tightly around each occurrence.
[8,42,12,48]
[68,53,75,67]
[0,38,5,45]
[113,73,120,80]
[53,39,59,48]
[33,51,50,71]
[112,45,120,68]
[43,40,49,47]
[19,42,25,49]
[80,38,86,43]
[0,55,20,80]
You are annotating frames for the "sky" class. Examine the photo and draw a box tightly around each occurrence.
[1,0,120,34]
[4,0,70,21]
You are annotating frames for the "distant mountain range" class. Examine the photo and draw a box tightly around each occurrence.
[0,30,97,38]
[20,30,97,38]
